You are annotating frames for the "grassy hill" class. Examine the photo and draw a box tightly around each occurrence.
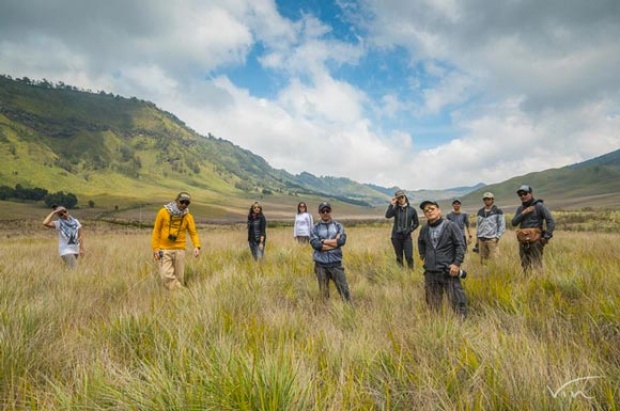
[0,75,393,217]
[1,74,618,221]
[454,149,620,213]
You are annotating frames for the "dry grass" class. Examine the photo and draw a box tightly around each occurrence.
[0,220,619,410]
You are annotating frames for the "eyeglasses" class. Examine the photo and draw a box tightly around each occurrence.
[518,192,529,197]
[320,209,331,214]
[423,206,437,213]
[179,200,190,206]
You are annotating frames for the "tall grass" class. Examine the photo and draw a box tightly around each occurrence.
[0,222,618,410]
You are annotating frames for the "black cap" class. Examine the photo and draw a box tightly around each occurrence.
[419,200,439,210]
[452,198,462,205]
[318,201,331,212]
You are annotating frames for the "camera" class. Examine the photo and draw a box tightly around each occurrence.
[458,269,467,279]
[168,234,177,241]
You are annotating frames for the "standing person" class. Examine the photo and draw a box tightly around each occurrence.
[293,202,313,244]
[43,205,84,269]
[475,192,506,263]
[511,185,556,273]
[418,200,467,317]
[446,199,473,251]
[310,202,351,301]
[151,192,201,290]
[247,201,266,261]
[385,189,419,268]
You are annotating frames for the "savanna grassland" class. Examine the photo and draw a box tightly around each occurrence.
[1,211,619,410]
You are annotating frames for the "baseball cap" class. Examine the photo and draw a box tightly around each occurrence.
[318,201,331,212]
[452,198,462,205]
[394,189,405,198]
[419,200,439,210]
[482,192,494,199]
[516,185,533,194]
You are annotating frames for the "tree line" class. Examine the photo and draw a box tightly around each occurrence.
[0,184,78,208]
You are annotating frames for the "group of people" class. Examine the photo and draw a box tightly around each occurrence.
[382,185,555,317]
[43,185,555,315]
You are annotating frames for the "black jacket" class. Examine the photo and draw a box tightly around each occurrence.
[247,214,267,242]
[511,198,556,239]
[385,203,420,238]
[418,218,465,273]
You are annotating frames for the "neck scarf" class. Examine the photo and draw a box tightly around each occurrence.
[164,202,188,217]
[59,216,79,245]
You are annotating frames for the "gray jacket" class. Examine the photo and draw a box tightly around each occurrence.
[511,198,556,239]
[310,219,347,267]
[418,218,465,273]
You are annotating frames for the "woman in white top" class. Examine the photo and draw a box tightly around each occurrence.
[293,202,314,244]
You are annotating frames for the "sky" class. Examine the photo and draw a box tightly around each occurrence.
[1,0,619,190]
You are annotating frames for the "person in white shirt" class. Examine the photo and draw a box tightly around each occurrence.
[293,202,314,244]
[43,205,84,269]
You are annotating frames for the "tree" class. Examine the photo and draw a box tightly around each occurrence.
[44,191,78,209]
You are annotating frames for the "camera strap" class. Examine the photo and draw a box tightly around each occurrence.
[168,214,185,239]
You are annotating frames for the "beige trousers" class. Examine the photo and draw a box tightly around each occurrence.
[159,249,186,289]
[479,238,498,262]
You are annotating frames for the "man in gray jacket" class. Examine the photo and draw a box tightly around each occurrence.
[310,202,351,301]
[418,200,467,317]
[511,185,556,273]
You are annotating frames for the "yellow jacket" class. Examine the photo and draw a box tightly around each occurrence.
[151,208,201,251]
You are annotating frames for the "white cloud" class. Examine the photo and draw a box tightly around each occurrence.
[0,0,619,191]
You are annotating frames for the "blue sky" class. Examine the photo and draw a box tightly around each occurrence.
[1,0,619,190]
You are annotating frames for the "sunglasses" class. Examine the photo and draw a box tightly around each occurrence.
[423,206,437,213]
[518,192,529,197]
[58,211,67,216]
[299,205,306,208]
[320,209,331,214]
[179,200,190,206]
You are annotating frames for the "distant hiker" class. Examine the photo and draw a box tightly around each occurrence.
[385,189,419,269]
[511,185,556,273]
[310,202,351,301]
[475,192,506,263]
[293,201,313,244]
[43,205,84,269]
[446,199,473,252]
[247,201,267,261]
[418,200,467,317]
[151,192,201,290]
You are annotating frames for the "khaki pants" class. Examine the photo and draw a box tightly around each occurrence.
[159,249,186,289]
[479,238,498,262]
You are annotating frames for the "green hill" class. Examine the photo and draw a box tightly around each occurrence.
[455,149,620,212]
[0,75,390,214]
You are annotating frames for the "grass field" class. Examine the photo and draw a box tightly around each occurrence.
[1,217,619,410]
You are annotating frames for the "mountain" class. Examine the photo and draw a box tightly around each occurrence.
[0,75,393,208]
[455,148,620,211]
[365,183,485,203]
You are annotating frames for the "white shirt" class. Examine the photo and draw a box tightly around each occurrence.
[294,212,314,237]
[53,218,82,256]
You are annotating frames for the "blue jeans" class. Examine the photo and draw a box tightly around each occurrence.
[248,240,264,261]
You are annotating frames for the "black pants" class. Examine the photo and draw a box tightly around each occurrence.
[424,271,467,316]
[391,234,414,269]
[519,240,544,272]
[314,264,351,301]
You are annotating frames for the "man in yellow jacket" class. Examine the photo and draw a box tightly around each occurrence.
[151,192,201,289]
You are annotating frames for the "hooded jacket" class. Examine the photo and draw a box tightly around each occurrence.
[511,198,556,239]
[418,218,465,273]
[385,199,420,238]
